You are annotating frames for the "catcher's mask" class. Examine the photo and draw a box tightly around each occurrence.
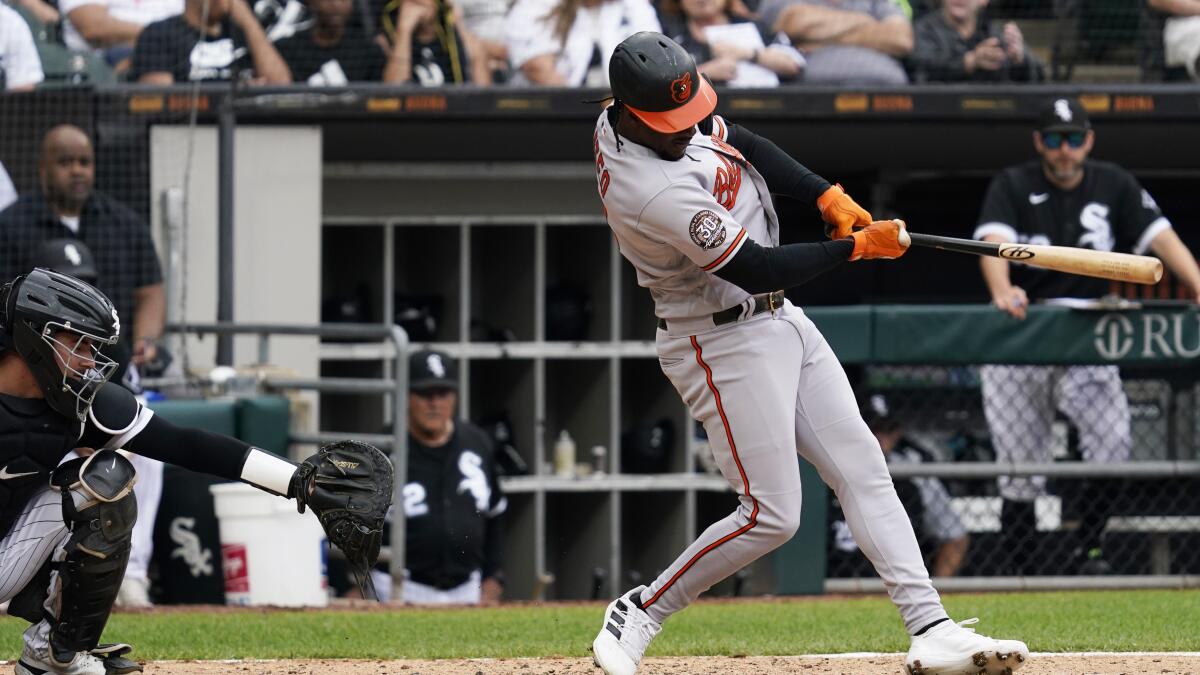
[609,32,718,134]
[0,268,120,422]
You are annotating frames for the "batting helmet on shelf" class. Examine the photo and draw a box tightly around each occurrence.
[609,32,718,134]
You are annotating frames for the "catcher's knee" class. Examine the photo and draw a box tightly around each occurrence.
[48,450,137,652]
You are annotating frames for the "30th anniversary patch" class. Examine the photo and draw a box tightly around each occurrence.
[690,210,726,250]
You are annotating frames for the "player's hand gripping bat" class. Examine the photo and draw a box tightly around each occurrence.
[905,232,1163,285]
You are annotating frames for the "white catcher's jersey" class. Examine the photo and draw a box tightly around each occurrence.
[593,109,780,333]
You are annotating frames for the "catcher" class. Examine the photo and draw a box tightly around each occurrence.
[0,269,393,675]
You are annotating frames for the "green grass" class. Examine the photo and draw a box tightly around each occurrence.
[1,590,1194,660]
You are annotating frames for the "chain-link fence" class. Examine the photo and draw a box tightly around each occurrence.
[827,364,1200,584]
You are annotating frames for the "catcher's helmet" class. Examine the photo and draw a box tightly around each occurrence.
[0,269,120,421]
[609,32,718,134]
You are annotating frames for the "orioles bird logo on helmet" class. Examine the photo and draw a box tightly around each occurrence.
[670,72,693,104]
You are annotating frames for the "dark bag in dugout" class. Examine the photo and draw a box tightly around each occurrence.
[393,293,444,342]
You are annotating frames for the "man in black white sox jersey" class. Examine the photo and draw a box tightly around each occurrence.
[974,97,1200,575]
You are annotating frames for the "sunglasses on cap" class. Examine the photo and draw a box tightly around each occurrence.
[1041,131,1086,150]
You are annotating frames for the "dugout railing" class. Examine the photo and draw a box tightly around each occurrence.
[140,308,1200,599]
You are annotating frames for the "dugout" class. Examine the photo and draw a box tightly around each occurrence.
[2,84,1197,599]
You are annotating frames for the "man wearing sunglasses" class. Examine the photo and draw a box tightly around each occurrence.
[973,97,1200,577]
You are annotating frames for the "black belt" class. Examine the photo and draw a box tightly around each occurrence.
[658,290,784,330]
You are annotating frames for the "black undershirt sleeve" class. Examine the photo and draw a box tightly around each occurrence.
[482,515,504,581]
[123,414,252,482]
[716,237,854,294]
[724,123,832,204]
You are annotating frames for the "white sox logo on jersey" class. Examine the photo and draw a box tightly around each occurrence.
[690,211,726,250]
[1079,202,1114,251]
[457,451,491,512]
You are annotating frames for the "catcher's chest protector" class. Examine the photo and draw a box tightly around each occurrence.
[0,394,83,537]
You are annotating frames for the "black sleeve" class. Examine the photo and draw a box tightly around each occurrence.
[724,123,831,205]
[124,208,163,287]
[122,413,252,482]
[975,171,1019,239]
[0,223,21,286]
[482,511,504,581]
[1116,169,1166,251]
[715,236,854,294]
[128,21,174,80]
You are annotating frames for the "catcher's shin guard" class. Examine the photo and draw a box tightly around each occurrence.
[47,450,138,660]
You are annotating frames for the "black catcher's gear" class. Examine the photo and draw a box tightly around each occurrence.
[290,440,393,599]
[49,450,138,659]
[0,269,120,422]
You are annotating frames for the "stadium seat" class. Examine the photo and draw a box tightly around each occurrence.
[11,3,114,87]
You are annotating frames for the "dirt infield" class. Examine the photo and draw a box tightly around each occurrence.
[133,654,1200,674]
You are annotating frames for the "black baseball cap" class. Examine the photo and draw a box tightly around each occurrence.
[31,238,98,284]
[408,349,458,392]
[860,393,900,433]
[1037,97,1090,134]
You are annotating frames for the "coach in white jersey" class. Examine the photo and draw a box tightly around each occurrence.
[589,33,1029,675]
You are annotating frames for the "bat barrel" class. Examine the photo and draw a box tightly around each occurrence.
[907,231,1163,286]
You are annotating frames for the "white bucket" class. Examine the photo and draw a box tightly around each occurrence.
[209,482,329,607]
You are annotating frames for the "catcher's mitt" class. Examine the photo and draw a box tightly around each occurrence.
[290,440,393,599]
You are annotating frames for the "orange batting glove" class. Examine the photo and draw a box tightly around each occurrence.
[849,219,910,261]
[817,184,872,239]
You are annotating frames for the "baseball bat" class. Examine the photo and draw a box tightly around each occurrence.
[907,232,1163,285]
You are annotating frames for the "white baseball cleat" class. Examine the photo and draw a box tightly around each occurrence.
[15,643,142,675]
[15,647,108,675]
[905,618,1029,675]
[592,586,661,675]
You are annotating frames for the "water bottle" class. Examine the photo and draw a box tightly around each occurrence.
[554,430,576,478]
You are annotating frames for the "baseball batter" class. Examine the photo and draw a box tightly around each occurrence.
[975,97,1200,574]
[590,32,1028,675]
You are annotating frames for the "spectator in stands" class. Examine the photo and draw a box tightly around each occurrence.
[367,350,506,604]
[910,0,1042,82]
[11,0,59,26]
[975,98,1200,575]
[381,0,490,84]
[662,0,804,85]
[275,0,387,84]
[0,124,166,384]
[128,0,291,83]
[1150,0,1200,80]
[455,0,510,81]
[757,0,912,84]
[1,2,45,91]
[504,0,659,86]
[58,0,181,68]
[835,394,970,577]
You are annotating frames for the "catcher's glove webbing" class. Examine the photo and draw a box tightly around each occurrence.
[290,440,394,600]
